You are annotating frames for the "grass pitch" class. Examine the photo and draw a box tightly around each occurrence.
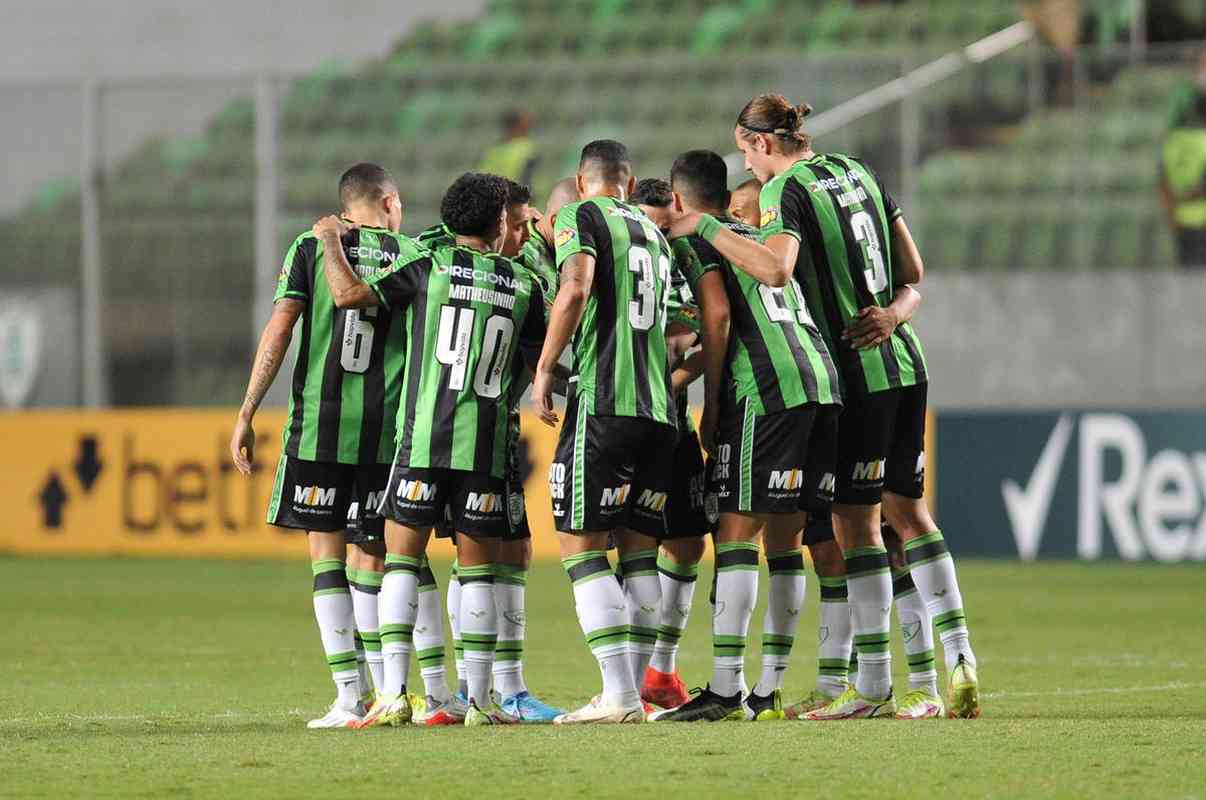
[0,556,1203,799]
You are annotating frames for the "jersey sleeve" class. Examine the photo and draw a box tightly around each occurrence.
[671,235,720,293]
[853,157,903,223]
[365,252,428,310]
[516,282,549,367]
[554,203,596,268]
[273,235,313,304]
[758,176,805,242]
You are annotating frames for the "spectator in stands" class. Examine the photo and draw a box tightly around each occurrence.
[477,108,539,187]
[1159,51,1206,269]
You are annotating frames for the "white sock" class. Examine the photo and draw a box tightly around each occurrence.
[457,565,497,709]
[711,542,759,698]
[904,531,976,669]
[447,563,467,696]
[845,546,893,700]
[493,566,528,698]
[415,559,451,703]
[893,568,938,695]
[754,548,805,696]
[650,552,699,673]
[349,567,384,694]
[379,554,420,698]
[816,576,854,697]
[312,558,360,709]
[619,549,661,686]
[564,551,637,708]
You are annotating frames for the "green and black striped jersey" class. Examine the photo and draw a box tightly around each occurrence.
[365,244,545,479]
[554,196,676,425]
[675,217,841,415]
[416,222,454,250]
[274,226,424,465]
[516,220,559,313]
[759,153,927,395]
[665,274,701,434]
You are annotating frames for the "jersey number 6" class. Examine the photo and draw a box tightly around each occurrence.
[628,245,672,331]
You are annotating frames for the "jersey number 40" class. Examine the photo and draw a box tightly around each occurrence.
[436,305,514,399]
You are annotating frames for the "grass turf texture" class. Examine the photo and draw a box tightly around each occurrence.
[0,557,1203,799]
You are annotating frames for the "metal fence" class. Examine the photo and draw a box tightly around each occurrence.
[1,41,1202,409]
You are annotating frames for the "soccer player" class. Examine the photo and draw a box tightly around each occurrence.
[652,149,840,722]
[728,178,762,228]
[530,140,679,724]
[417,179,565,722]
[317,172,548,727]
[229,163,421,729]
[630,177,724,710]
[676,93,980,719]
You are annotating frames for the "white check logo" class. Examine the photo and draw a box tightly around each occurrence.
[1002,414,1073,561]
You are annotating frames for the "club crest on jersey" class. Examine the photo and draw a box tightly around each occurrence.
[555,228,576,247]
[760,207,779,227]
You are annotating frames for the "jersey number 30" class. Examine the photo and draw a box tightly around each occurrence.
[851,210,888,294]
[436,305,514,399]
[628,246,672,331]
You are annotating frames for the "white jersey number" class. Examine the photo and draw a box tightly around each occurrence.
[340,307,376,373]
[628,246,672,331]
[851,210,888,294]
[435,305,514,398]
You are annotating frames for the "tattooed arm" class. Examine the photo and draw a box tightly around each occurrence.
[230,298,304,475]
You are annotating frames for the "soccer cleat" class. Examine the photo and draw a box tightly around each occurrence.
[306,702,363,729]
[408,693,427,719]
[464,700,520,726]
[500,691,563,723]
[895,688,945,719]
[946,655,981,719]
[741,689,785,721]
[415,693,469,726]
[553,695,645,725]
[355,693,412,728]
[648,686,742,722]
[784,688,842,720]
[642,666,690,709]
[803,685,896,720]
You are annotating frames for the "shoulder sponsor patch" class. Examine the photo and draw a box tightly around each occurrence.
[760,207,779,227]
[555,228,576,247]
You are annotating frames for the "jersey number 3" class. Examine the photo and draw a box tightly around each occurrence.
[628,246,672,331]
[436,305,515,399]
[851,210,888,294]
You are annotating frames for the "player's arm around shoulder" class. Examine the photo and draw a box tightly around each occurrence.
[311,215,377,309]
[231,296,304,474]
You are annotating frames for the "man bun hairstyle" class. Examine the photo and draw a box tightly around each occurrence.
[631,177,673,208]
[670,150,730,212]
[440,172,510,238]
[339,162,396,211]
[736,94,813,151]
[579,139,632,184]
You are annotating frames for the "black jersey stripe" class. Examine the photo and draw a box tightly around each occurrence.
[398,257,432,461]
[585,202,617,417]
[427,248,477,469]
[285,237,317,455]
[723,268,785,414]
[471,253,517,473]
[316,231,355,459]
[357,231,394,463]
[620,213,654,419]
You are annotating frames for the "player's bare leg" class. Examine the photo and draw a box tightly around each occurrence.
[555,531,644,724]
[644,535,704,709]
[882,492,979,718]
[306,530,362,729]
[804,504,896,719]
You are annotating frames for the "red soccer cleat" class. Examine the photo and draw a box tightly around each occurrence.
[642,666,690,710]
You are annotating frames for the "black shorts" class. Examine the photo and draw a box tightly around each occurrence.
[345,497,384,546]
[709,400,817,515]
[662,426,711,540]
[800,405,838,516]
[834,382,927,505]
[379,462,512,539]
[549,397,676,537]
[266,454,388,536]
[433,419,531,541]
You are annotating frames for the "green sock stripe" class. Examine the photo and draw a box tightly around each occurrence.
[844,547,890,578]
[907,649,936,670]
[817,576,848,587]
[416,646,445,665]
[657,625,684,641]
[311,558,345,576]
[494,565,528,585]
[461,634,498,651]
[716,543,760,571]
[450,559,459,579]
[629,625,658,644]
[380,624,414,644]
[326,650,358,670]
[854,632,890,653]
[360,638,382,653]
[714,634,747,656]
[345,566,361,583]
[892,570,918,598]
[761,634,795,655]
[619,554,659,577]
[313,587,350,597]
[905,533,950,567]
[384,554,421,574]
[458,564,495,584]
[933,609,967,631]
[453,639,464,658]
[585,626,628,650]
[716,541,761,553]
[494,641,523,661]
[353,631,364,649]
[904,530,945,550]
[564,552,613,585]
[620,549,658,563]
[656,551,700,581]
[818,658,850,674]
[358,569,384,587]
[767,549,806,575]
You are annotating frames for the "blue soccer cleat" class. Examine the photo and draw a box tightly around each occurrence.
[500,691,564,723]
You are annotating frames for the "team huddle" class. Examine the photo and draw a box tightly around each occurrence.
[230,92,981,728]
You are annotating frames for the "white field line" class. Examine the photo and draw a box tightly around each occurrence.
[2,683,1205,726]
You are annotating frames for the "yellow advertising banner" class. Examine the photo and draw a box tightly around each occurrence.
[0,408,934,559]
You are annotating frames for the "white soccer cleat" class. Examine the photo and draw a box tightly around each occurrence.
[553,695,645,725]
[306,702,363,729]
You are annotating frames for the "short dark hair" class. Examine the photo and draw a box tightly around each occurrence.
[631,178,672,208]
[504,179,532,208]
[440,172,509,238]
[670,150,730,211]
[579,139,631,184]
[338,162,395,211]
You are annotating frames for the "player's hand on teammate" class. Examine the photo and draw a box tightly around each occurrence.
[230,415,256,476]
[843,305,899,350]
[312,215,349,239]
[532,366,560,427]
[666,210,702,240]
